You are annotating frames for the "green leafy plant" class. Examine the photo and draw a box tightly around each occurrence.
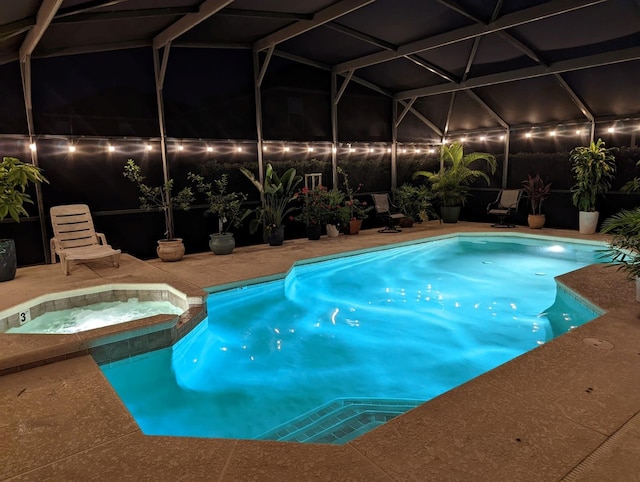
[188,173,251,234]
[123,159,194,240]
[601,208,640,278]
[569,139,616,212]
[394,183,438,222]
[521,174,552,215]
[412,142,496,207]
[240,163,302,236]
[0,156,48,222]
[319,188,351,226]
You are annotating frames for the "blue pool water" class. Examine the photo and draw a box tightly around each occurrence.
[102,234,606,444]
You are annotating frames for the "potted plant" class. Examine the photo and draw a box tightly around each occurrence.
[123,159,194,261]
[338,166,372,235]
[295,185,328,240]
[317,188,350,237]
[188,172,251,255]
[569,138,616,234]
[0,156,48,281]
[601,208,640,301]
[394,183,438,227]
[240,163,302,246]
[521,174,552,229]
[413,142,496,223]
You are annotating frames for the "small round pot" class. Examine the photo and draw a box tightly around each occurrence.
[157,238,185,262]
[399,217,414,228]
[527,214,546,229]
[209,233,235,255]
[268,225,285,246]
[306,224,322,240]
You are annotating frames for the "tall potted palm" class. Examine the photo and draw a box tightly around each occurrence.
[240,163,302,246]
[569,139,616,234]
[0,157,48,281]
[413,142,496,223]
[123,159,194,261]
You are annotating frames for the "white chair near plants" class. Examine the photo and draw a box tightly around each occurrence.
[50,204,121,275]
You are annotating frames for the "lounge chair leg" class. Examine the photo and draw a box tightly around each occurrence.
[113,254,120,268]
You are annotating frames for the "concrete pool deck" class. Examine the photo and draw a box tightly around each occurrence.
[1,222,640,481]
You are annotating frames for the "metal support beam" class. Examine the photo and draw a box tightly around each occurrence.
[256,44,274,87]
[401,100,443,137]
[394,97,416,128]
[331,73,338,188]
[443,92,456,137]
[253,49,265,188]
[153,46,173,237]
[254,0,375,52]
[466,91,508,128]
[554,74,594,122]
[153,0,234,49]
[334,0,607,73]
[395,46,640,99]
[19,0,63,60]
[391,100,398,192]
[502,129,510,189]
[334,69,354,105]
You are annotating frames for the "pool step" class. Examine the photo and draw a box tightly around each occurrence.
[257,398,423,445]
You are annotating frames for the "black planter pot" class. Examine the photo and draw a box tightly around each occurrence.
[0,238,17,282]
[440,206,461,223]
[306,224,322,240]
[268,225,285,246]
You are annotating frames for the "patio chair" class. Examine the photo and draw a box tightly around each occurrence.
[487,189,522,228]
[50,204,121,275]
[372,193,404,233]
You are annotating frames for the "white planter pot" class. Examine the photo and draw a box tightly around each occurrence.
[579,211,599,234]
[326,224,340,237]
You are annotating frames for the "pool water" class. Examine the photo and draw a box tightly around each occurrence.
[7,298,184,334]
[102,235,606,444]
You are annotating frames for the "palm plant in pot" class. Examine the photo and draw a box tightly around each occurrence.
[0,156,48,281]
[123,159,194,261]
[240,163,302,246]
[188,173,251,255]
[413,142,496,223]
[569,138,616,234]
[521,174,551,229]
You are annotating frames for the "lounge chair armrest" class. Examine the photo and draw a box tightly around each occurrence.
[96,232,108,245]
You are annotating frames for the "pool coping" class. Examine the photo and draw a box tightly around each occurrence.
[3,223,640,480]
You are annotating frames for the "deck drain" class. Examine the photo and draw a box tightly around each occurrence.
[582,337,614,351]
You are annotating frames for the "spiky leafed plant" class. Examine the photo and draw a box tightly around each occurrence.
[569,138,616,212]
[521,173,552,215]
[240,163,302,235]
[412,142,496,207]
[601,208,640,279]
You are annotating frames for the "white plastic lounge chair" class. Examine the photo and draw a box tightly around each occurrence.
[487,189,522,228]
[50,204,121,275]
[372,193,404,233]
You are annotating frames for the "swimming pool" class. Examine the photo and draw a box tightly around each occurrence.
[102,234,607,444]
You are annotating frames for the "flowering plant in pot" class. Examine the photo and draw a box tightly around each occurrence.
[188,172,251,254]
[0,156,48,281]
[521,174,551,229]
[338,166,372,234]
[123,159,194,261]
[295,185,328,240]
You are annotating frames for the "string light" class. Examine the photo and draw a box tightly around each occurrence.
[549,131,556,137]
[145,144,152,151]
[207,146,213,152]
[236,146,243,152]
[525,132,532,138]
[575,130,581,135]
[479,136,486,141]
[29,143,36,151]
[307,147,314,152]
[178,145,184,151]
[108,145,115,152]
[608,127,615,133]
[68,145,76,153]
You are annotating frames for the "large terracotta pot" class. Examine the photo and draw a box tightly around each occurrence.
[209,233,235,255]
[157,238,185,262]
[345,219,362,235]
[0,239,17,282]
[528,214,545,229]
